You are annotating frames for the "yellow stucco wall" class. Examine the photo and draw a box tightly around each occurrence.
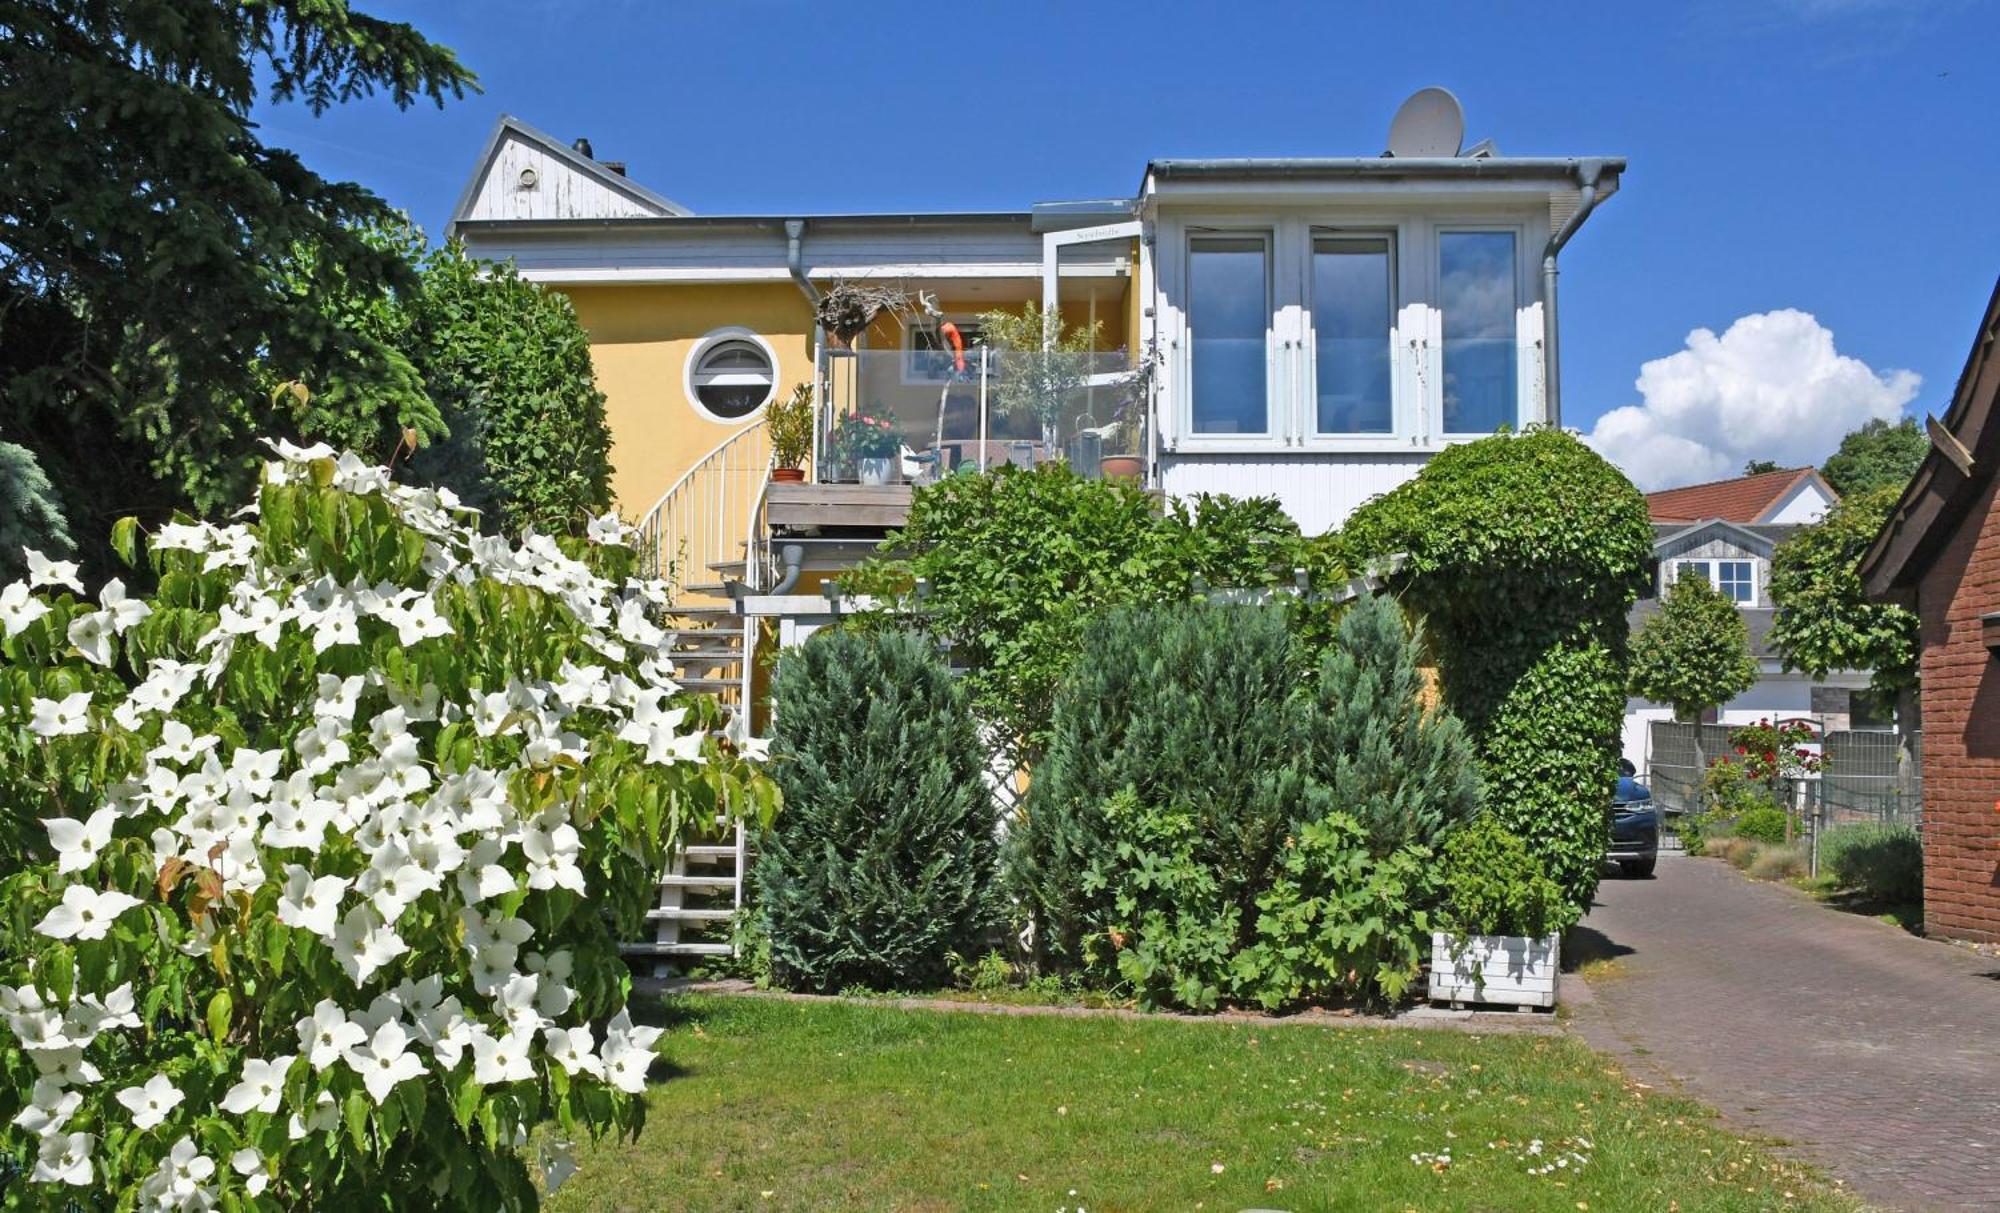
[559,280,1131,517]
[564,283,815,517]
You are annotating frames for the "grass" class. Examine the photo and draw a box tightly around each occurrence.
[544,994,1861,1212]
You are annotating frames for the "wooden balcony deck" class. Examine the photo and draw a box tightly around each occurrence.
[767,482,913,532]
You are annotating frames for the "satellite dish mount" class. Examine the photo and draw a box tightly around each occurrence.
[1385,87,1466,158]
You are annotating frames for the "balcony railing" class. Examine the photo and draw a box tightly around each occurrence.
[815,347,1148,488]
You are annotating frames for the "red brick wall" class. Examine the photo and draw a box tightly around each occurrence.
[1916,469,2000,942]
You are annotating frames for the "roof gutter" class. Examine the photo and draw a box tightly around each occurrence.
[1540,159,1618,431]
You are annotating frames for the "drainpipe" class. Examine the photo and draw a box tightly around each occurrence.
[785,220,826,475]
[1540,160,1616,431]
[768,543,805,596]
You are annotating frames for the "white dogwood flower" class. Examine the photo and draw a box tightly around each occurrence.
[13,1080,81,1137]
[97,578,151,632]
[345,1021,427,1104]
[35,885,142,941]
[542,1025,602,1079]
[28,692,91,738]
[23,549,82,594]
[332,905,407,986]
[296,999,368,1072]
[601,1008,664,1095]
[219,1055,293,1115]
[65,609,115,667]
[469,1027,534,1087]
[45,808,115,874]
[230,1146,269,1196]
[275,867,349,939]
[30,1130,92,1186]
[0,581,51,637]
[115,1073,185,1130]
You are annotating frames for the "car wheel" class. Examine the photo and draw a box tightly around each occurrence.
[1622,856,1657,879]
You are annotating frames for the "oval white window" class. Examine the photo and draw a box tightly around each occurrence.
[687,333,776,421]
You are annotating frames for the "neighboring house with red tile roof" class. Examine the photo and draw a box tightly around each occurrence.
[1623,467,1877,776]
[1645,466,1839,526]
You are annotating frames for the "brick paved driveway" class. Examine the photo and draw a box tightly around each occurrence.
[1572,852,2000,1211]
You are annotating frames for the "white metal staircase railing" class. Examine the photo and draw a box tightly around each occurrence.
[633,419,773,604]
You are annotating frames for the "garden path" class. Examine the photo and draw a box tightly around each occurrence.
[1573,852,2000,1211]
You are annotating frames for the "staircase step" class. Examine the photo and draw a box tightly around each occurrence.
[707,559,748,576]
[621,941,733,957]
[657,874,736,889]
[666,605,740,621]
[645,907,734,922]
[669,648,743,664]
[675,676,740,693]
[683,845,740,862]
[680,581,736,597]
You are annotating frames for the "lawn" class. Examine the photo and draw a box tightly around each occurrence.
[545,994,1859,1212]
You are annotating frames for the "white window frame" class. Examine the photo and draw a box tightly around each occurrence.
[1182,228,1277,443]
[1302,225,1405,449]
[683,327,779,425]
[1673,558,1759,605]
[1432,223,1532,440]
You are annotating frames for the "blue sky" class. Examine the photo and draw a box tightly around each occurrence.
[259,0,2000,488]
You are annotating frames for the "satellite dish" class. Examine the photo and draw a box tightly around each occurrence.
[1385,87,1465,158]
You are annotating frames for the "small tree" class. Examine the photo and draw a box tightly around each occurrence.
[1768,485,1920,697]
[1628,574,1760,721]
[978,304,1102,456]
[757,630,998,993]
[0,440,773,1209]
[1821,417,1925,498]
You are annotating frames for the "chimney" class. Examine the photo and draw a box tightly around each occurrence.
[601,161,627,177]
[571,137,594,159]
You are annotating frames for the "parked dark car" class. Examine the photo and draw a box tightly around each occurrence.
[1608,769,1659,878]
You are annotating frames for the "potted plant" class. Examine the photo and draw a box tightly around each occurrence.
[979,304,1101,462]
[1095,357,1154,481]
[1428,817,1572,1009]
[768,382,814,482]
[834,412,899,485]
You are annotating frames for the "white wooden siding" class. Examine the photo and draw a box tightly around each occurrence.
[463,134,668,224]
[1159,451,1431,536]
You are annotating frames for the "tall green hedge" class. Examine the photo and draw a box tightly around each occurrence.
[756,629,998,992]
[1343,429,1652,911]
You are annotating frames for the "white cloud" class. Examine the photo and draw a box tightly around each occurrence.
[1582,309,1919,492]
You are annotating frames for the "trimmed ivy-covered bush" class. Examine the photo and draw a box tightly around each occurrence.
[0,440,774,1209]
[1343,428,1652,913]
[1434,816,1573,939]
[757,629,998,993]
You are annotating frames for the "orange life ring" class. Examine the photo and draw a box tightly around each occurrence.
[937,320,967,374]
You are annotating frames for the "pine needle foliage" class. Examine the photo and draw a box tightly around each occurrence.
[1308,595,1481,855]
[757,629,999,993]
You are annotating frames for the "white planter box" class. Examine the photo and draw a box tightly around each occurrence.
[1428,932,1560,1009]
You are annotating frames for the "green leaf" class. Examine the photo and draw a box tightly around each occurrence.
[207,989,234,1044]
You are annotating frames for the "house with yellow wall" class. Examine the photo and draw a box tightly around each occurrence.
[447,94,1625,961]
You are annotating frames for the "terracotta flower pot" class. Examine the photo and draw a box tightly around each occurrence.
[1100,454,1143,481]
[771,467,805,483]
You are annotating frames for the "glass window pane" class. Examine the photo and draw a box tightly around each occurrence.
[1439,231,1518,434]
[1719,561,1754,603]
[1312,236,1393,434]
[1189,237,1268,435]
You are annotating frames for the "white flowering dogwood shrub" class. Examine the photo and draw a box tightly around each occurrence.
[0,441,775,1209]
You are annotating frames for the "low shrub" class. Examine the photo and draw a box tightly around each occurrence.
[1434,816,1573,940]
[1732,806,1790,844]
[1820,823,1923,904]
[1749,843,1808,881]
[1716,837,1760,869]
[757,629,999,993]
[1232,816,1436,1010]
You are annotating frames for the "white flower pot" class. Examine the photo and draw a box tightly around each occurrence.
[857,457,894,486]
[1428,932,1560,1009]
